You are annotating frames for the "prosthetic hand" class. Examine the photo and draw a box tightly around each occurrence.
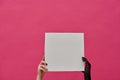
[82,57,91,80]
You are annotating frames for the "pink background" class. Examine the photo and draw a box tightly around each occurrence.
[0,0,120,80]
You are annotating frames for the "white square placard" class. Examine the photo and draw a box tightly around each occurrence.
[45,33,84,71]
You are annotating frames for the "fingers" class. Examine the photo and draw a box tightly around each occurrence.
[82,71,85,73]
[38,65,48,72]
[40,60,47,65]
[82,57,87,62]
[38,57,48,72]
[42,56,45,61]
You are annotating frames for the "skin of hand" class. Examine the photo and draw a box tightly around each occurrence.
[36,58,48,80]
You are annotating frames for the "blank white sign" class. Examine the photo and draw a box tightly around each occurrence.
[45,33,84,71]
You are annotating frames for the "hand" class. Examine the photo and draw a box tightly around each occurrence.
[37,57,48,80]
[82,57,91,80]
[82,57,91,70]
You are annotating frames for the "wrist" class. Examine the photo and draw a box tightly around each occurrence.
[37,73,42,80]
